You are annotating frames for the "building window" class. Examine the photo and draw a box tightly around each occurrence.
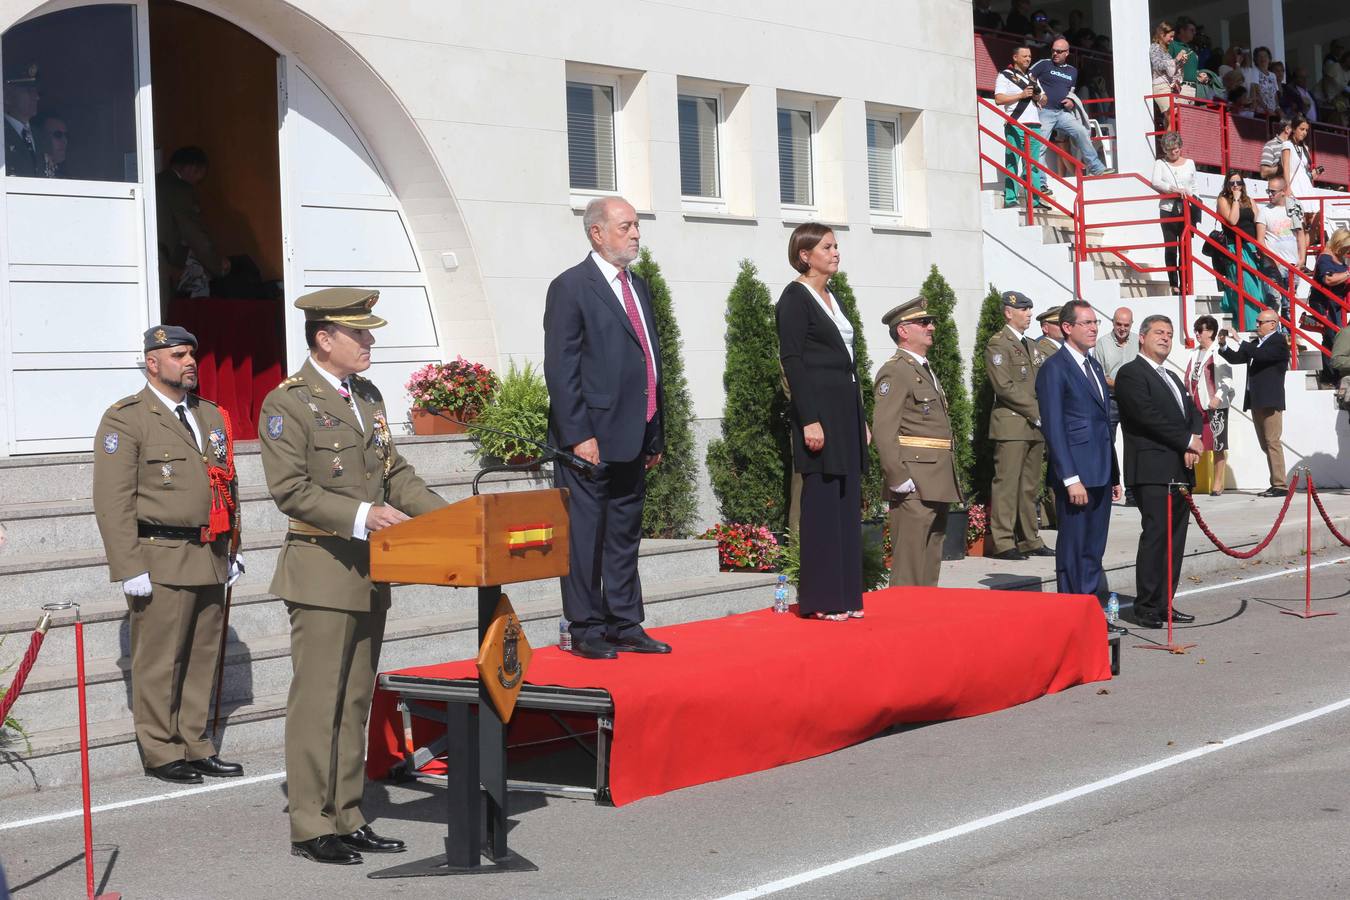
[867,116,900,214]
[566,80,616,192]
[777,106,813,207]
[677,93,720,200]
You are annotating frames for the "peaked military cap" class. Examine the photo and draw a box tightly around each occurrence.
[295,287,386,329]
[4,61,38,86]
[1036,305,1063,324]
[881,296,931,326]
[1001,290,1033,309]
[143,324,198,352]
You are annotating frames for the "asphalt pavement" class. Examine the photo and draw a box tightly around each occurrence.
[4,551,1350,899]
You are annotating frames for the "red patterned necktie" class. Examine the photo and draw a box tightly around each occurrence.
[618,269,658,422]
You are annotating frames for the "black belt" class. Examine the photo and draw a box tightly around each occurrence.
[138,523,210,542]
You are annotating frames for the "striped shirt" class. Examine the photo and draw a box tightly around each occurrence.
[1260,137,1283,172]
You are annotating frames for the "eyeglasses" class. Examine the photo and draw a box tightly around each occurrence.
[1257,319,1278,327]
[902,316,936,327]
[1053,47,1070,54]
[1228,180,1244,186]
[1066,318,1101,328]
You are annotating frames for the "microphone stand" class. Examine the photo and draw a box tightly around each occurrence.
[424,408,596,495]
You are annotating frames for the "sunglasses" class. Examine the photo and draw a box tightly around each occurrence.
[903,316,936,327]
[1228,180,1244,186]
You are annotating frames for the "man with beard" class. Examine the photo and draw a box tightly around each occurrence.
[93,325,244,784]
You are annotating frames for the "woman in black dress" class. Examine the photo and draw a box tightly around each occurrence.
[777,223,869,621]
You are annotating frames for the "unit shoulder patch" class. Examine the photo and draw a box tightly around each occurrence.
[992,352,1004,366]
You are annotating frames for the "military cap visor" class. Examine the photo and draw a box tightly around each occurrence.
[882,296,931,326]
[143,325,198,352]
[1036,306,1064,323]
[294,287,387,329]
[1001,290,1033,309]
[4,61,39,85]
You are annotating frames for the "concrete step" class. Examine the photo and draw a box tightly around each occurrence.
[0,570,782,795]
[0,433,485,506]
[0,473,554,611]
[0,464,549,557]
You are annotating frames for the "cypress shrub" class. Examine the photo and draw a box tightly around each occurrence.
[706,260,790,533]
[632,248,699,537]
[920,266,975,498]
[969,284,1006,503]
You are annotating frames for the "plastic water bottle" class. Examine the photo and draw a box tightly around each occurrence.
[773,575,789,614]
[1106,592,1120,624]
[558,617,572,651]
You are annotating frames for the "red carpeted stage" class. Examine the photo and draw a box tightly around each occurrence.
[367,587,1111,806]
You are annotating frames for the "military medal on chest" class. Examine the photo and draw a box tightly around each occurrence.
[331,454,344,478]
[373,411,395,479]
[160,462,174,485]
[208,427,228,464]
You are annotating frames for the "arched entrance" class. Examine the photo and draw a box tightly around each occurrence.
[0,0,491,454]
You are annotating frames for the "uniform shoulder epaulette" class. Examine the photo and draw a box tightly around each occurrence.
[111,394,141,410]
[193,394,218,408]
[281,375,307,389]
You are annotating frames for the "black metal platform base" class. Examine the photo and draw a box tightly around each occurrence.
[368,849,538,879]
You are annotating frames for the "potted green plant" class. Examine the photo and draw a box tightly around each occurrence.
[405,357,499,435]
[469,360,550,465]
[697,523,782,571]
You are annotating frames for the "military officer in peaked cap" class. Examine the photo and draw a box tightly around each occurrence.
[93,325,244,785]
[3,61,40,177]
[1036,305,1065,358]
[258,288,446,866]
[873,297,962,587]
[984,290,1053,561]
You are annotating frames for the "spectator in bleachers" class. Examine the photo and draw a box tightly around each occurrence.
[1284,67,1317,122]
[1249,48,1280,117]
[1313,229,1350,385]
[1194,28,1217,72]
[1031,36,1107,176]
[1150,21,1185,119]
[1256,176,1305,322]
[1259,119,1293,180]
[1217,170,1265,331]
[1168,17,1210,97]
[994,45,1049,210]
[973,0,1001,30]
[1151,132,1198,291]
[1185,316,1234,496]
[1004,0,1033,38]
[1228,84,1256,118]
[1282,115,1322,248]
[1029,11,1055,47]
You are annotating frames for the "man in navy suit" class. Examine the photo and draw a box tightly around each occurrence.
[543,196,670,660]
[1035,300,1123,630]
[1115,315,1204,628]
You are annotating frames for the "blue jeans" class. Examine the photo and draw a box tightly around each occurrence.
[1038,106,1105,175]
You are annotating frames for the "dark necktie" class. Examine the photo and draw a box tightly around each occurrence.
[1021,336,1032,356]
[175,404,196,444]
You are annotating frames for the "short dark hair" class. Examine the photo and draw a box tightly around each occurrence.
[169,146,208,169]
[1058,299,1093,328]
[1139,313,1173,336]
[1194,314,1218,336]
[304,320,339,349]
[787,222,834,274]
[1175,15,1195,30]
[1012,45,1032,59]
[31,110,63,130]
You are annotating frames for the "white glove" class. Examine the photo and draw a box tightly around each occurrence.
[227,552,245,588]
[891,479,917,495]
[123,572,153,597]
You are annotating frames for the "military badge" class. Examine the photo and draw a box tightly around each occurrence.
[208,428,227,463]
[922,403,932,416]
[992,352,1004,366]
[878,381,890,396]
[1020,365,1028,376]
[160,462,174,484]
[331,455,343,478]
[102,432,119,454]
[153,328,167,345]
[266,415,284,440]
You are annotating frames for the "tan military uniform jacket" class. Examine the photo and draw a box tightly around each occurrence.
[873,351,962,504]
[259,359,446,612]
[985,325,1046,441]
[1036,335,1061,360]
[93,387,233,585]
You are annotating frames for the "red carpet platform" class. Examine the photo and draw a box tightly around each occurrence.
[367,587,1111,806]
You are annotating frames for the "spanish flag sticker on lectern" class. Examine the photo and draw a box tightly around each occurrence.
[476,594,533,722]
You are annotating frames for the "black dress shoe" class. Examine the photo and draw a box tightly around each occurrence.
[569,637,618,660]
[144,760,202,784]
[292,834,362,865]
[1027,546,1056,557]
[1134,615,1166,629]
[1107,622,1128,635]
[340,825,406,854]
[1169,609,1196,624]
[610,630,672,654]
[188,755,243,778]
[990,548,1028,561]
[1259,486,1286,498]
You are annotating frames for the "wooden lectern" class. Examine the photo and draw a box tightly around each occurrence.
[368,488,569,877]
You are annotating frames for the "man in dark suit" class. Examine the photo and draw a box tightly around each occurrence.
[543,196,670,660]
[1217,313,1289,496]
[1115,315,1205,629]
[3,61,40,177]
[156,146,231,303]
[1035,300,1123,631]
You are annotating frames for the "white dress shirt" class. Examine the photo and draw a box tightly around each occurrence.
[802,284,855,364]
[1154,362,1186,413]
[1058,343,1105,487]
[590,250,656,353]
[147,383,202,451]
[309,357,373,541]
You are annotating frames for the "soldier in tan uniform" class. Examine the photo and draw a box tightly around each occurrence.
[985,290,1053,561]
[258,289,446,866]
[872,298,962,587]
[1036,305,1064,358]
[93,325,244,785]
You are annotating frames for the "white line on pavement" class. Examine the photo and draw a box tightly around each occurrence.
[714,695,1350,900]
[1173,553,1350,597]
[0,771,284,832]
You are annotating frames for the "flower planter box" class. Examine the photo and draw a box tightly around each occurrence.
[410,408,475,435]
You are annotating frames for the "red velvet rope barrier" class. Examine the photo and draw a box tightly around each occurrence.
[1181,472,1301,559]
[0,614,49,723]
[1308,478,1350,547]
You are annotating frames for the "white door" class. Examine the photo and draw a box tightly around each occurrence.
[277,57,441,426]
[0,1,159,455]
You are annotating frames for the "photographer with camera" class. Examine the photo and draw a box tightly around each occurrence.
[1031,36,1107,176]
[995,45,1050,211]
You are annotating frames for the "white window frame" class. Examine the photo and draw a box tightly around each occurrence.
[866,110,904,225]
[566,70,623,206]
[776,100,818,216]
[677,88,726,213]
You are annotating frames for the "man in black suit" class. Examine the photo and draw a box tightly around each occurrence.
[543,196,670,660]
[1115,315,1204,629]
[1217,312,1288,497]
[3,61,40,177]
